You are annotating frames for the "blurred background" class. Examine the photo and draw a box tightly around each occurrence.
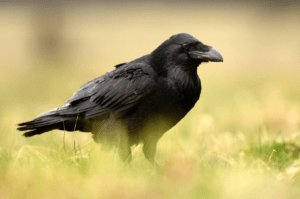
[0,0,300,198]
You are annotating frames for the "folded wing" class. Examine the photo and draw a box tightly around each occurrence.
[18,63,155,136]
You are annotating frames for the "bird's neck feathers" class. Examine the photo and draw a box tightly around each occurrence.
[167,65,199,89]
[150,44,169,76]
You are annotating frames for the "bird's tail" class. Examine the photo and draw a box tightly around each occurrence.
[17,107,82,137]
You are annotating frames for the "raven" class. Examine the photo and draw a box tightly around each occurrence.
[18,33,223,165]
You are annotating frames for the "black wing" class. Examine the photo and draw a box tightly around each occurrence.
[64,64,155,119]
[18,63,155,135]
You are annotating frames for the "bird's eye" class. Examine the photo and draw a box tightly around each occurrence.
[182,43,190,49]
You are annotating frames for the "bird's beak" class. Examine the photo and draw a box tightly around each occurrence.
[189,47,223,62]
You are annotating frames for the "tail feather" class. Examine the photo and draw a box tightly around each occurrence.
[17,109,85,137]
[22,125,60,137]
[18,115,77,129]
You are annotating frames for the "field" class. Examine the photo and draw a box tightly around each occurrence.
[1,1,300,198]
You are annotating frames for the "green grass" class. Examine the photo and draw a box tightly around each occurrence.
[1,71,300,198]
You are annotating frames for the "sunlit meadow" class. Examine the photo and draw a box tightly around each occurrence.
[0,1,300,198]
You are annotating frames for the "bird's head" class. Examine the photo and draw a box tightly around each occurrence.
[151,33,223,74]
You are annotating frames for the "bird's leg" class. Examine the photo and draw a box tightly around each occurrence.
[143,138,160,168]
[118,144,132,163]
[118,131,132,163]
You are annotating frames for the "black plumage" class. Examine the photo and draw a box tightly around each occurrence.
[18,33,223,165]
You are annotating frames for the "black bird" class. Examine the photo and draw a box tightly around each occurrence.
[18,33,223,165]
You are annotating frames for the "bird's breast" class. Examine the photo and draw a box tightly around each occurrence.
[126,76,200,145]
[167,71,201,110]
